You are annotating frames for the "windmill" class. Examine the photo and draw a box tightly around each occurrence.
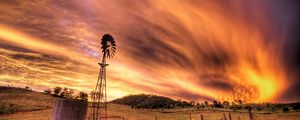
[89,34,116,120]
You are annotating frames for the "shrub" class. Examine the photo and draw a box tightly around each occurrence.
[283,106,289,112]
[212,100,223,108]
[79,91,88,100]
[204,101,209,106]
[25,86,31,91]
[53,87,62,96]
[0,104,21,114]
[43,89,52,95]
[223,101,230,106]
[292,102,300,110]
[60,88,74,99]
[256,107,262,111]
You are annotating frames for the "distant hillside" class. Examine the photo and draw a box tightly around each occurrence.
[0,86,54,114]
[111,94,191,109]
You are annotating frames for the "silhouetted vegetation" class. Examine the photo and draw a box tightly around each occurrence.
[212,100,223,108]
[25,86,31,91]
[223,101,230,106]
[43,87,87,101]
[283,106,289,112]
[204,101,209,106]
[43,89,52,95]
[111,94,194,109]
[110,94,300,112]
[60,87,74,98]
[78,91,88,101]
[53,87,62,96]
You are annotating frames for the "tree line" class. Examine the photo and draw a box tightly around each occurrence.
[111,94,194,109]
[110,94,300,112]
[43,87,88,101]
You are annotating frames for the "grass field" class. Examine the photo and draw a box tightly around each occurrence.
[1,104,300,120]
[0,86,53,114]
[1,86,300,120]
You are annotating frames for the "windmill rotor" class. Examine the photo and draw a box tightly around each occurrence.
[101,34,116,59]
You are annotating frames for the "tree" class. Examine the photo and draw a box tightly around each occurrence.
[25,86,31,91]
[79,91,88,100]
[204,101,209,106]
[223,101,230,106]
[60,88,67,98]
[66,89,74,98]
[212,100,223,108]
[189,101,195,106]
[256,107,262,111]
[43,89,52,94]
[237,99,243,104]
[90,90,95,100]
[212,100,218,106]
[283,106,289,112]
[292,102,300,110]
[53,87,62,96]
[231,102,236,106]
[60,88,74,98]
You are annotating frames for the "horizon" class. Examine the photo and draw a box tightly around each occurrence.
[2,85,299,104]
[1,0,300,103]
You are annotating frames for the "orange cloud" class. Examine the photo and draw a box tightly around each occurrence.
[0,0,296,102]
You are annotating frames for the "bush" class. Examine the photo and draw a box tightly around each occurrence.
[256,107,262,111]
[292,102,300,110]
[60,88,74,98]
[0,104,21,114]
[212,100,223,108]
[43,89,52,94]
[283,106,289,112]
[204,101,209,106]
[53,87,62,96]
[79,91,88,101]
[25,86,31,91]
[223,101,230,106]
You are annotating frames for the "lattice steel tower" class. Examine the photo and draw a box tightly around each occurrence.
[89,34,116,120]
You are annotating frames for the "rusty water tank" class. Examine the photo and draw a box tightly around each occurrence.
[51,98,88,120]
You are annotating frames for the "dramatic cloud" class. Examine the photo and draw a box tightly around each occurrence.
[0,0,299,102]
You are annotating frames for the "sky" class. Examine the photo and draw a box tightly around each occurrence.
[0,0,299,103]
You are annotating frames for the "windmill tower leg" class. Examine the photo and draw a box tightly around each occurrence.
[89,59,108,120]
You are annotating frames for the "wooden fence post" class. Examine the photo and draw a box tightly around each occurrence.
[200,114,203,120]
[189,113,192,120]
[228,112,232,120]
[248,107,254,120]
[223,113,227,120]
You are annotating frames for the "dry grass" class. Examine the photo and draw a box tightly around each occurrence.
[1,104,300,120]
[0,86,300,120]
[0,109,51,120]
[0,86,54,114]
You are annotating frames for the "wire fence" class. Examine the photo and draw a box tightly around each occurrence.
[100,110,260,120]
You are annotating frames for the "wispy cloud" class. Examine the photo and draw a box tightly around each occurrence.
[0,0,299,102]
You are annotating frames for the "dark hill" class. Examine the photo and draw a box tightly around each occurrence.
[111,94,188,109]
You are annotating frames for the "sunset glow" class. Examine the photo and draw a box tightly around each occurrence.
[0,0,299,102]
